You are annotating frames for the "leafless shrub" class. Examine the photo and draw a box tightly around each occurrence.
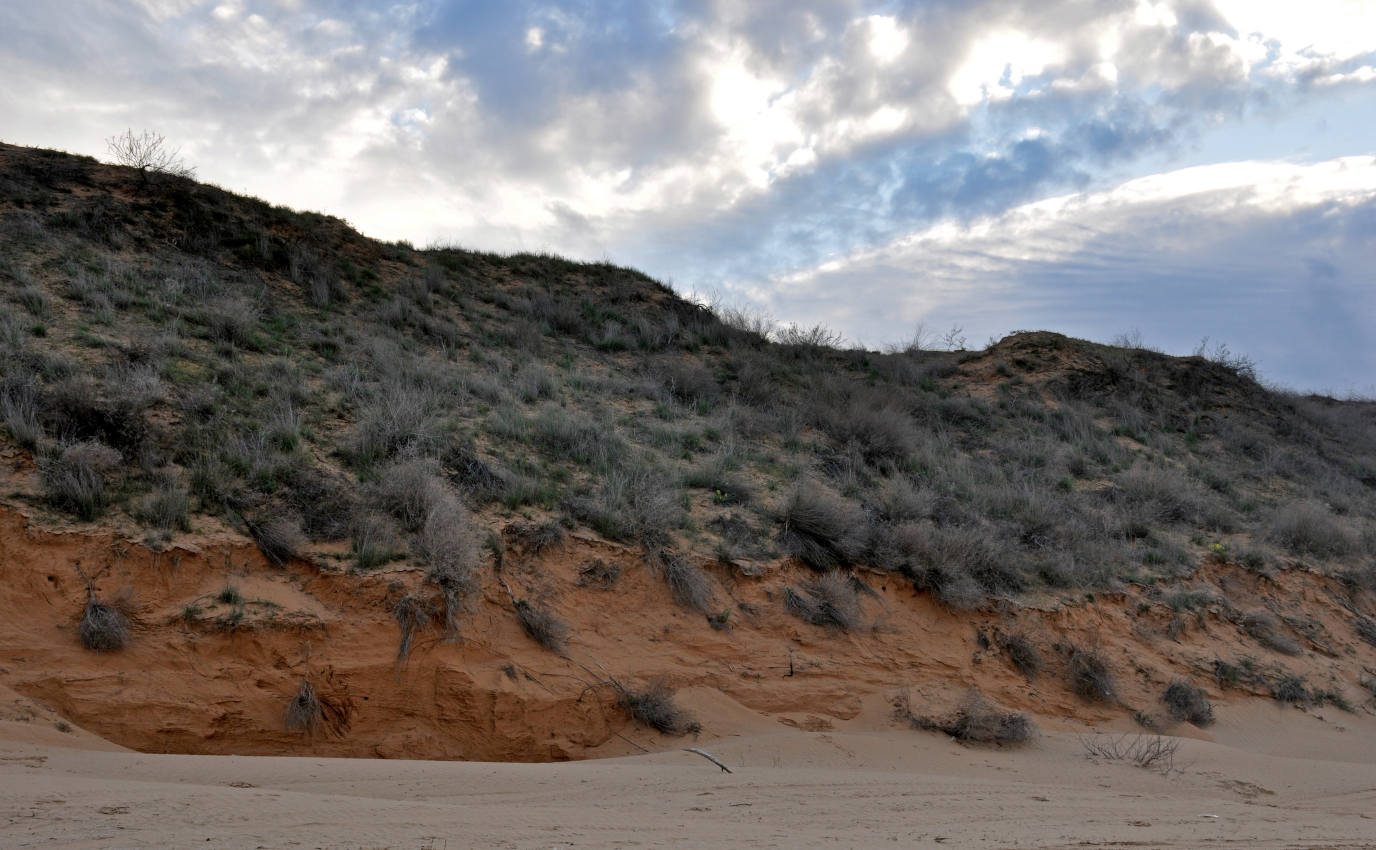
[1068,648,1115,703]
[247,515,306,566]
[509,519,566,554]
[421,500,480,635]
[784,570,861,631]
[105,128,195,178]
[375,458,448,532]
[515,599,569,653]
[79,596,130,651]
[1162,679,1214,726]
[352,385,441,465]
[621,679,700,736]
[1272,673,1312,707]
[1241,610,1302,655]
[285,680,322,734]
[1078,733,1181,773]
[655,551,715,613]
[570,464,684,546]
[41,440,121,520]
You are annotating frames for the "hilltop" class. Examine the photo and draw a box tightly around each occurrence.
[0,141,1374,760]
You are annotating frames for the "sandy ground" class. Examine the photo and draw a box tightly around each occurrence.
[3,696,1375,850]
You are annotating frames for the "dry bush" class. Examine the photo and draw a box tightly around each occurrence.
[895,690,1035,747]
[79,597,130,652]
[1265,501,1357,558]
[577,559,622,589]
[1000,632,1042,678]
[1162,679,1214,726]
[1079,733,1180,773]
[1354,615,1376,648]
[509,519,566,554]
[393,593,438,663]
[421,500,481,634]
[247,515,306,567]
[784,570,861,631]
[621,679,700,736]
[655,551,715,613]
[515,599,569,653]
[351,513,401,570]
[1271,673,1312,707]
[1241,610,1302,655]
[776,486,865,571]
[285,680,322,734]
[1068,648,1115,703]
[41,440,121,520]
[375,458,448,532]
[0,381,42,448]
[138,483,191,531]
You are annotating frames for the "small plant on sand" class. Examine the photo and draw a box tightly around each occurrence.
[896,689,1035,747]
[783,570,861,631]
[1161,679,1214,726]
[999,631,1042,678]
[1078,733,1181,774]
[621,679,700,736]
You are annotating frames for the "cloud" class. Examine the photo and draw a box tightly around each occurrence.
[0,0,1373,388]
[765,156,1376,392]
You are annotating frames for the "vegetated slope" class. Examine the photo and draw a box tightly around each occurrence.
[0,141,1374,759]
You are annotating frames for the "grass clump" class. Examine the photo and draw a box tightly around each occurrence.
[577,559,622,589]
[654,551,715,613]
[1272,673,1312,707]
[514,599,570,653]
[783,571,861,631]
[999,631,1042,679]
[896,690,1035,747]
[1241,610,1302,655]
[247,515,306,567]
[285,679,323,734]
[79,596,130,652]
[137,483,191,532]
[393,593,438,663]
[41,440,121,520]
[621,679,700,736]
[1161,679,1214,726]
[776,487,864,571]
[1264,501,1357,558]
[1068,648,1115,703]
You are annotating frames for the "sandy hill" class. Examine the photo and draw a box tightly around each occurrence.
[0,140,1374,776]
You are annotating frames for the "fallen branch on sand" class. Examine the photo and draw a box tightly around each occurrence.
[683,747,733,773]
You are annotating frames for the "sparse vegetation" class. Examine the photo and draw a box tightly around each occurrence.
[784,571,862,631]
[621,679,700,736]
[79,596,130,652]
[285,680,322,734]
[897,690,1036,747]
[1068,648,1115,703]
[999,632,1042,679]
[654,551,715,613]
[1161,679,1214,726]
[514,599,569,653]
[1241,610,1302,656]
[1079,733,1181,774]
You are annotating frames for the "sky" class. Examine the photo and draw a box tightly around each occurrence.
[2,1,1374,393]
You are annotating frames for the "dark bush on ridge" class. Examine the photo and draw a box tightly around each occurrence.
[1162,679,1214,726]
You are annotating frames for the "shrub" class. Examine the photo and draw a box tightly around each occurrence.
[106,128,195,178]
[515,599,569,653]
[1161,679,1214,726]
[577,559,622,589]
[351,514,401,570]
[655,551,715,613]
[79,597,130,651]
[1272,674,1312,707]
[0,381,42,448]
[570,464,683,547]
[776,487,864,571]
[394,593,438,663]
[1068,648,1115,703]
[1241,610,1301,655]
[1000,632,1042,678]
[1354,615,1376,648]
[285,680,322,733]
[375,458,448,532]
[509,519,566,555]
[895,689,1035,747]
[784,571,861,631]
[621,679,700,735]
[247,515,306,566]
[41,440,121,520]
[421,501,480,634]
[1265,501,1357,558]
[138,483,191,531]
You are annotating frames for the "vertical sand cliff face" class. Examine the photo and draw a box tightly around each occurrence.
[1,506,1373,762]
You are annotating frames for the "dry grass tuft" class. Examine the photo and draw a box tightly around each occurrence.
[784,570,861,631]
[621,679,701,736]
[79,597,130,652]
[285,680,323,734]
[1161,679,1214,726]
[514,599,569,653]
